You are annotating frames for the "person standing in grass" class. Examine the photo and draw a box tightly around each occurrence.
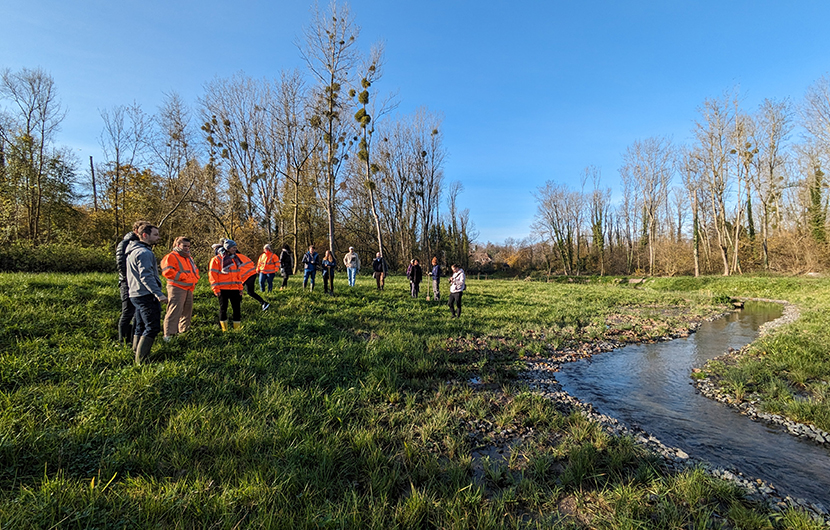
[407,258,423,298]
[125,223,167,364]
[235,243,270,311]
[160,237,200,341]
[116,219,149,345]
[256,244,280,293]
[279,244,292,290]
[372,252,388,290]
[448,263,466,318]
[209,239,244,331]
[322,250,337,295]
[429,256,441,301]
[343,246,360,287]
[302,245,320,291]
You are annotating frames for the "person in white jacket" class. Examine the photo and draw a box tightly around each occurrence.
[448,264,466,318]
[343,246,360,286]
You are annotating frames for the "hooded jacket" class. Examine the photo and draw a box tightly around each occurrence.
[116,231,139,284]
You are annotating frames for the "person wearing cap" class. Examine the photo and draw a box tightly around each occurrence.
[256,244,280,293]
[125,223,167,364]
[343,246,360,287]
[209,239,245,331]
[301,245,320,291]
[160,236,200,341]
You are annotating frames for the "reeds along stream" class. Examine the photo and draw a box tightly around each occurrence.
[555,302,830,506]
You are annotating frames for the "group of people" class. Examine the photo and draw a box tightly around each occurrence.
[117,220,468,364]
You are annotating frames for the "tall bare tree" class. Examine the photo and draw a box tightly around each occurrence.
[301,0,360,255]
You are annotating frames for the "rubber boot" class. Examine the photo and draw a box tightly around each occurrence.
[220,321,229,332]
[232,321,242,330]
[135,336,154,365]
[132,334,140,353]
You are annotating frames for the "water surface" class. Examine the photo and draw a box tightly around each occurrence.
[556,302,830,505]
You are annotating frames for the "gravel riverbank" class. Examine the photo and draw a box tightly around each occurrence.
[519,300,830,525]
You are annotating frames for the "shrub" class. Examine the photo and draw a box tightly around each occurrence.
[0,243,115,273]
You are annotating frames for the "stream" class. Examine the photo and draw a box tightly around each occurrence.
[555,302,830,506]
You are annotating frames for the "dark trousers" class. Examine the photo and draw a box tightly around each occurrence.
[323,273,334,293]
[243,275,266,305]
[448,291,463,317]
[218,290,242,322]
[281,273,289,288]
[118,282,135,343]
[410,281,420,298]
[131,294,162,338]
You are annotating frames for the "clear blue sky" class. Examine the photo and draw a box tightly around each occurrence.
[2,1,830,243]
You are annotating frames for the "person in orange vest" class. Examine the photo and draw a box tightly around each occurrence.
[237,244,270,311]
[256,244,280,293]
[209,240,245,331]
[160,236,200,341]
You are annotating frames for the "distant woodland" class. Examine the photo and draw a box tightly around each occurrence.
[2,2,829,275]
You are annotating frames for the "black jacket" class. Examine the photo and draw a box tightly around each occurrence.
[407,264,423,283]
[116,232,139,284]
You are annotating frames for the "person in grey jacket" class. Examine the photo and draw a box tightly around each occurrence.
[115,220,149,344]
[125,223,167,364]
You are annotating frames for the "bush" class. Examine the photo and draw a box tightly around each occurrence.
[0,243,115,273]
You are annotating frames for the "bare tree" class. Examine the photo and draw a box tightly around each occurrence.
[0,67,66,242]
[301,0,360,255]
[619,136,673,275]
[99,102,149,236]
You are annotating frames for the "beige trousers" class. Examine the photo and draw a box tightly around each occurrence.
[164,285,193,336]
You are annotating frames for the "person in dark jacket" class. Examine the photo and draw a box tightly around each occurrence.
[301,245,320,291]
[116,220,149,345]
[322,250,336,294]
[372,252,388,290]
[429,257,441,301]
[407,258,423,298]
[279,244,292,290]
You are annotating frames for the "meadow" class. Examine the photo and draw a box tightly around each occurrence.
[0,272,827,529]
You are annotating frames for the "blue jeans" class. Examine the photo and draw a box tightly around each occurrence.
[259,272,275,292]
[347,267,357,286]
[130,294,161,338]
[303,269,317,289]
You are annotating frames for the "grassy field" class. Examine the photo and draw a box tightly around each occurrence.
[0,272,827,529]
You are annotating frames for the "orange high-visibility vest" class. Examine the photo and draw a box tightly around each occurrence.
[237,253,257,282]
[209,254,243,294]
[161,251,200,291]
[256,250,280,274]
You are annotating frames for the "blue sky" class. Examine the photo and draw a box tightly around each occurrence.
[2,1,830,243]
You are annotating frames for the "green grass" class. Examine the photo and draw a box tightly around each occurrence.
[0,272,825,528]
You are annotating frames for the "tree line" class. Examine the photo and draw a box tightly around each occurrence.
[523,83,830,277]
[0,2,475,272]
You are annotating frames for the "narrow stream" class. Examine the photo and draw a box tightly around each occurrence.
[555,302,830,505]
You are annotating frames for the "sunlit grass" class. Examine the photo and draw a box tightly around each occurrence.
[0,272,824,527]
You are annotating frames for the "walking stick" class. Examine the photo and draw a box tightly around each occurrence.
[426,274,431,301]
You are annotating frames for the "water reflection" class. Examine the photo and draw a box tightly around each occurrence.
[556,302,830,505]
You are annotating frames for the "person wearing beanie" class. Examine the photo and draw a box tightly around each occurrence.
[209,239,244,331]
